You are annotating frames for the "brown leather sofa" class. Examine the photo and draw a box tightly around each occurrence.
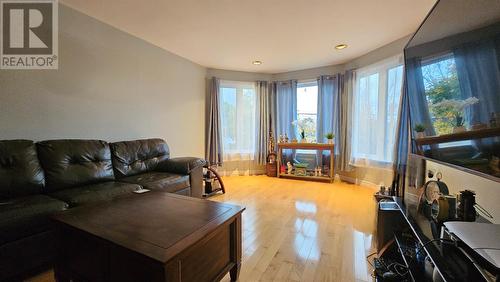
[0,138,205,280]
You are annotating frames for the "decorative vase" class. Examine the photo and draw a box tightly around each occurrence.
[327,139,334,144]
[452,126,466,133]
[300,138,307,143]
[416,132,425,139]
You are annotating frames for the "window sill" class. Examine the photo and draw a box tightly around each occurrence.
[349,159,393,170]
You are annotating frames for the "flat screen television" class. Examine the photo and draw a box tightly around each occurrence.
[404,0,500,181]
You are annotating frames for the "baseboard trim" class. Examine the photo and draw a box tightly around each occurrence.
[338,175,379,190]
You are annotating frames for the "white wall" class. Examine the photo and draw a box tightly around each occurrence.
[272,64,345,81]
[0,5,206,157]
[207,68,272,82]
[425,160,500,224]
[344,35,411,70]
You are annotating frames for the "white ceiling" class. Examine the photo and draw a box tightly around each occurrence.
[61,0,436,73]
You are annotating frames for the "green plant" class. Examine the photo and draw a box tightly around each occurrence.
[325,133,334,139]
[414,124,426,133]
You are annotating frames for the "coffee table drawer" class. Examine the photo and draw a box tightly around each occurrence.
[166,222,233,281]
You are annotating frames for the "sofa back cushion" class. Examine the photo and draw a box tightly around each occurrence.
[0,140,45,199]
[110,139,170,178]
[36,140,115,192]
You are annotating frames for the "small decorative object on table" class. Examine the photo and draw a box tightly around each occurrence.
[430,97,479,134]
[453,116,466,133]
[266,121,277,177]
[294,163,308,176]
[414,124,426,138]
[325,133,334,144]
[286,162,293,174]
[313,166,322,176]
[266,153,277,177]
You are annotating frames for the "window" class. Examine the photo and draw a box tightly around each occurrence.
[421,53,472,148]
[219,80,256,161]
[421,53,462,135]
[351,56,403,166]
[296,81,318,143]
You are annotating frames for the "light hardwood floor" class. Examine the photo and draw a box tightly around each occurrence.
[28,176,377,282]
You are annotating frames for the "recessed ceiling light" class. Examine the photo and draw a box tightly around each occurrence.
[334,44,348,50]
[252,60,263,65]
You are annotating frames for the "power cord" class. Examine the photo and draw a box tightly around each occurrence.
[387,262,409,277]
[415,238,455,257]
[472,247,500,251]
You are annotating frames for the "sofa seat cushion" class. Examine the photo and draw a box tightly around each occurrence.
[49,181,140,208]
[0,195,67,245]
[119,172,190,194]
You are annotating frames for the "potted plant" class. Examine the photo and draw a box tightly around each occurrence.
[414,124,426,138]
[325,133,334,144]
[453,115,466,133]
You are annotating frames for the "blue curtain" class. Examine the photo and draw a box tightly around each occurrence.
[393,75,410,168]
[338,71,353,172]
[454,39,500,126]
[316,74,343,171]
[406,58,436,138]
[205,77,223,166]
[276,80,298,140]
[255,81,277,165]
[316,75,341,144]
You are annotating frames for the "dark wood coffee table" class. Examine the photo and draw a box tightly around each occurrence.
[51,192,244,282]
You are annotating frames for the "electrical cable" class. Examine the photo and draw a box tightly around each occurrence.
[474,203,493,219]
[366,252,377,268]
[472,247,500,251]
[415,238,455,257]
[385,262,409,278]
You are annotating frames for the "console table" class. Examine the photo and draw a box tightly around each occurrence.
[276,142,334,183]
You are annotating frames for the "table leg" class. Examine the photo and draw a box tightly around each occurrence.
[54,267,70,282]
[230,214,242,281]
[230,263,241,281]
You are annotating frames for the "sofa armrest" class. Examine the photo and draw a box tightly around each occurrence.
[158,157,206,175]
[157,157,206,198]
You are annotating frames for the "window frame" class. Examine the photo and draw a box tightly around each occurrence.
[352,55,404,166]
[296,80,319,154]
[219,80,257,158]
[420,52,472,148]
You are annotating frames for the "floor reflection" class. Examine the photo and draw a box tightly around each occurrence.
[293,216,320,261]
[354,230,373,281]
[295,201,317,214]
